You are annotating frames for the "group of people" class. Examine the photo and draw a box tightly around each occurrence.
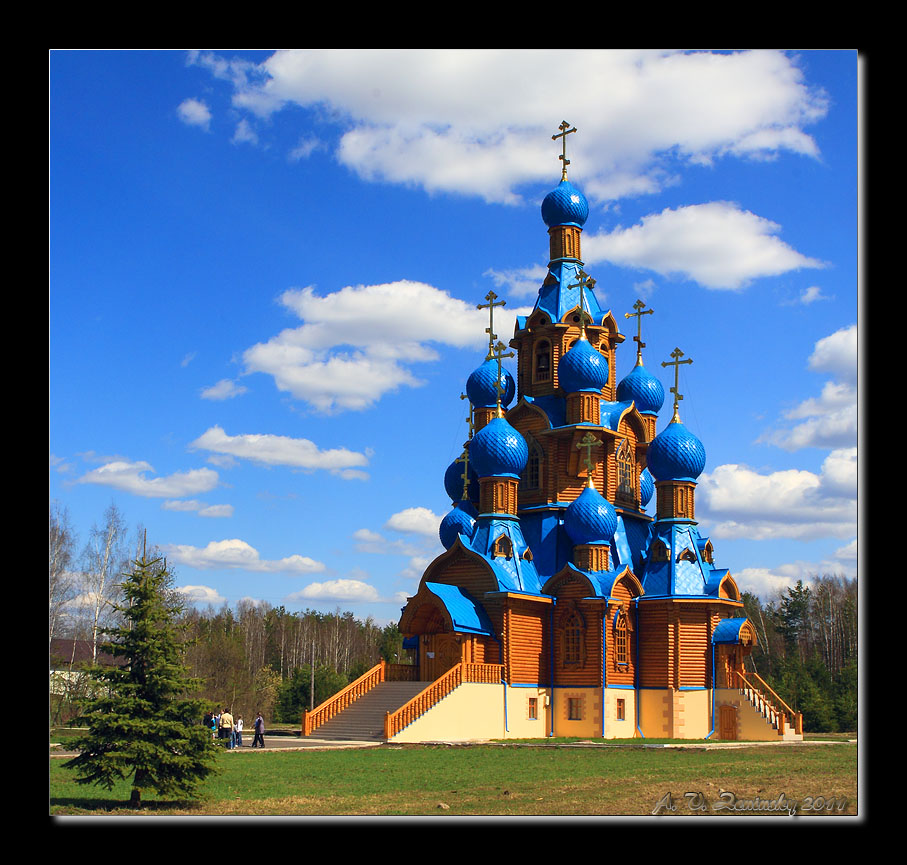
[203,709,266,749]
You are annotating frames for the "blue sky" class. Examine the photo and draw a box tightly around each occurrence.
[50,50,859,624]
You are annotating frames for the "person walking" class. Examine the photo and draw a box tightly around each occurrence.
[235,716,244,748]
[252,711,265,748]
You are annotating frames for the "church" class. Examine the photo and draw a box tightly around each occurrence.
[303,125,803,743]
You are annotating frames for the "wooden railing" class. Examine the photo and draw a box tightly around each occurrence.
[384,662,504,740]
[732,670,803,735]
[302,660,420,735]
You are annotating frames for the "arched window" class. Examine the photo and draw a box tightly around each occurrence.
[614,609,629,669]
[520,440,541,492]
[492,535,513,559]
[535,340,551,382]
[616,438,635,504]
[651,540,669,563]
[564,613,582,665]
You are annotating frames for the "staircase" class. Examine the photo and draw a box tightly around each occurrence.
[311,681,429,741]
[733,670,803,739]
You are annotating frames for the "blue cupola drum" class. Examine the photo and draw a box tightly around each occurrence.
[646,421,707,482]
[541,179,589,229]
[466,357,516,409]
[617,363,665,415]
[468,416,529,479]
[564,485,618,546]
[558,337,609,395]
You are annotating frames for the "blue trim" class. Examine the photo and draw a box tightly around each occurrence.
[706,641,716,740]
[635,597,644,739]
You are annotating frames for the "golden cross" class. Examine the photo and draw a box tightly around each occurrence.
[459,392,476,438]
[567,269,596,338]
[661,347,693,422]
[576,432,602,488]
[490,339,515,417]
[552,120,577,181]
[477,291,507,360]
[625,299,654,365]
[455,447,471,501]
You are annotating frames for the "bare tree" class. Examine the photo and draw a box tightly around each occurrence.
[79,503,128,663]
[49,502,78,646]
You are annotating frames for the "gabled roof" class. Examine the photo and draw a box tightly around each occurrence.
[423,582,496,636]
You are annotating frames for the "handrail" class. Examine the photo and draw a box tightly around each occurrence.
[303,659,386,736]
[732,670,803,735]
[384,662,504,739]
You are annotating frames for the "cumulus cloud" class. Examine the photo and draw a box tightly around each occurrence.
[760,324,857,451]
[384,507,444,537]
[77,459,219,498]
[288,579,383,603]
[194,49,827,205]
[698,447,857,541]
[175,584,226,605]
[582,202,824,290]
[189,425,370,479]
[166,538,325,574]
[177,98,212,131]
[200,379,248,401]
[242,281,526,413]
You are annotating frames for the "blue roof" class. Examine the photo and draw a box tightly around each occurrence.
[532,261,608,328]
[712,617,750,644]
[468,515,543,594]
[424,582,495,636]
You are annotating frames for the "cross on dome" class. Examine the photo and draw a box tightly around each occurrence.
[552,120,577,181]
[477,291,506,360]
[625,299,654,366]
[662,347,693,423]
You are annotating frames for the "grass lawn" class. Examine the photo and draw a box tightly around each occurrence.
[50,740,858,817]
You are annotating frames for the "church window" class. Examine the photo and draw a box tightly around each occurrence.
[492,535,513,559]
[564,613,582,665]
[521,441,541,491]
[616,439,634,504]
[616,699,626,721]
[567,697,583,721]
[702,541,714,565]
[677,547,697,564]
[528,697,538,720]
[522,548,533,562]
[614,610,629,668]
[651,540,669,562]
[535,341,551,382]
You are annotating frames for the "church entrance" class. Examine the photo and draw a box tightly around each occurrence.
[422,633,463,681]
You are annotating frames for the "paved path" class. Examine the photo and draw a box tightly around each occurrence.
[50,736,383,758]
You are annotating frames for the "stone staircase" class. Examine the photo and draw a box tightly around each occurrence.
[311,681,430,741]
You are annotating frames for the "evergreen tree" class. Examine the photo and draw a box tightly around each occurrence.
[64,551,217,807]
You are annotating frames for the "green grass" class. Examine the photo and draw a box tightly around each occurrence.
[50,740,858,817]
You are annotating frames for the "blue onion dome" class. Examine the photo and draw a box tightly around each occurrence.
[439,502,477,550]
[639,467,654,507]
[558,337,609,395]
[466,357,516,409]
[564,485,618,546]
[541,179,589,228]
[617,363,665,415]
[444,458,479,504]
[646,421,707,482]
[469,416,529,478]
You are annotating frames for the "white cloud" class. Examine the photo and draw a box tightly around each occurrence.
[194,49,828,205]
[698,447,857,541]
[760,324,857,451]
[77,459,219,498]
[166,538,326,574]
[242,281,525,413]
[384,507,444,537]
[733,559,856,603]
[289,579,382,603]
[581,202,824,290]
[484,265,549,299]
[200,378,248,401]
[175,584,226,605]
[177,98,212,131]
[189,425,369,478]
[798,285,832,305]
[232,117,258,146]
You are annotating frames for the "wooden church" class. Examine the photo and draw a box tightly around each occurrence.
[303,125,803,743]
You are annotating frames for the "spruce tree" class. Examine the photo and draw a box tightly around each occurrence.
[65,550,217,807]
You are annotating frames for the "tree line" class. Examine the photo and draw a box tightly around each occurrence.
[742,575,858,733]
[49,502,404,727]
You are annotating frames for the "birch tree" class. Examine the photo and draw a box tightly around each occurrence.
[49,502,77,645]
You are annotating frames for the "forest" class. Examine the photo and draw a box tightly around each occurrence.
[49,502,858,733]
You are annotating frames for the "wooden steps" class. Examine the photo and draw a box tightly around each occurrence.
[310,681,430,741]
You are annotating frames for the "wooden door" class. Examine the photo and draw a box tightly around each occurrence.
[424,633,462,680]
[718,704,737,740]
